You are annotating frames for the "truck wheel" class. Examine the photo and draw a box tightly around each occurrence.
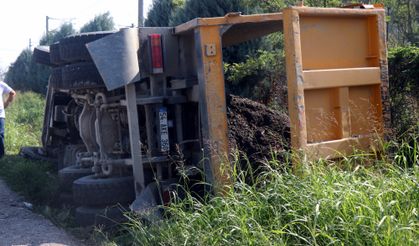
[73,175,135,206]
[61,62,104,89]
[58,165,93,192]
[49,67,62,89]
[33,46,52,66]
[50,42,64,65]
[75,205,129,227]
[59,31,115,63]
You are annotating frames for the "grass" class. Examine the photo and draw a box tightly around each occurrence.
[111,132,419,246]
[4,91,45,153]
[0,91,58,204]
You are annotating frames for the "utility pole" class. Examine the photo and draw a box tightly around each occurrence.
[138,0,144,27]
[46,16,50,41]
[29,39,32,50]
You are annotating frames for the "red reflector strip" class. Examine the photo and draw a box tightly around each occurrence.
[149,34,164,74]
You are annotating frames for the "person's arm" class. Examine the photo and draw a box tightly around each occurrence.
[4,90,16,109]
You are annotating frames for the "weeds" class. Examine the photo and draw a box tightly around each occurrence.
[4,91,44,153]
[113,135,418,246]
[0,91,56,205]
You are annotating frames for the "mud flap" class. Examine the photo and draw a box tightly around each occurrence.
[130,178,179,221]
[86,28,141,91]
[130,181,162,221]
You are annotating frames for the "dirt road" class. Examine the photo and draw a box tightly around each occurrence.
[0,179,83,246]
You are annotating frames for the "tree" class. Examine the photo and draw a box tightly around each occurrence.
[4,49,50,94]
[40,23,76,45]
[80,12,115,33]
[169,0,246,26]
[145,0,185,27]
[381,0,419,46]
[5,23,76,94]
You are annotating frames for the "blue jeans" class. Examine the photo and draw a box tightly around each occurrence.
[0,118,4,158]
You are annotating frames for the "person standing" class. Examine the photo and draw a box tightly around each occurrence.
[0,81,16,158]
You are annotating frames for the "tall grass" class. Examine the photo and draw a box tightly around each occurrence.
[4,91,44,153]
[0,91,57,204]
[114,136,418,246]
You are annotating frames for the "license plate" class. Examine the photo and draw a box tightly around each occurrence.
[159,107,169,152]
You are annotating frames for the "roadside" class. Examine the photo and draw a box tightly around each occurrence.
[0,178,84,246]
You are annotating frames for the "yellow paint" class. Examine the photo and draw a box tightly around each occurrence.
[172,6,387,185]
[284,7,386,163]
[196,25,231,194]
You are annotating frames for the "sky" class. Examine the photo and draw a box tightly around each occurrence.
[0,0,153,71]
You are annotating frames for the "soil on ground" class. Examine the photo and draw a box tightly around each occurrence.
[227,94,291,167]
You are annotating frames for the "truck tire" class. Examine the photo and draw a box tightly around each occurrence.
[58,165,93,192]
[33,46,52,66]
[73,175,135,206]
[49,67,62,89]
[59,31,115,63]
[50,42,64,65]
[75,205,129,227]
[61,62,104,89]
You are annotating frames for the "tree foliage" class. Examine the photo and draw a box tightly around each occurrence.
[80,12,115,33]
[40,23,76,46]
[145,0,184,27]
[381,0,419,46]
[169,0,246,26]
[388,46,419,135]
[4,49,50,94]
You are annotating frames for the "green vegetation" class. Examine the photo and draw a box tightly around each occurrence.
[388,46,419,137]
[145,0,185,27]
[80,12,115,33]
[4,91,44,152]
[0,92,57,204]
[113,148,418,245]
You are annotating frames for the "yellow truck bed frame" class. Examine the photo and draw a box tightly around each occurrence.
[174,6,388,190]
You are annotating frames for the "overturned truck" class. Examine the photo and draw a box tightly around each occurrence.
[28,6,388,225]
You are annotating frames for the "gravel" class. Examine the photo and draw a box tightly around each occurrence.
[0,178,84,246]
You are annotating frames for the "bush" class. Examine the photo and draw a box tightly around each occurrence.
[388,46,419,137]
[224,33,287,107]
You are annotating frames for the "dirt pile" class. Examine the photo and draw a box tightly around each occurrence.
[227,95,290,166]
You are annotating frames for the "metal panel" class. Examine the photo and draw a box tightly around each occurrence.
[303,67,381,90]
[125,83,145,200]
[284,8,307,150]
[284,7,387,162]
[194,25,231,194]
[87,28,141,91]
